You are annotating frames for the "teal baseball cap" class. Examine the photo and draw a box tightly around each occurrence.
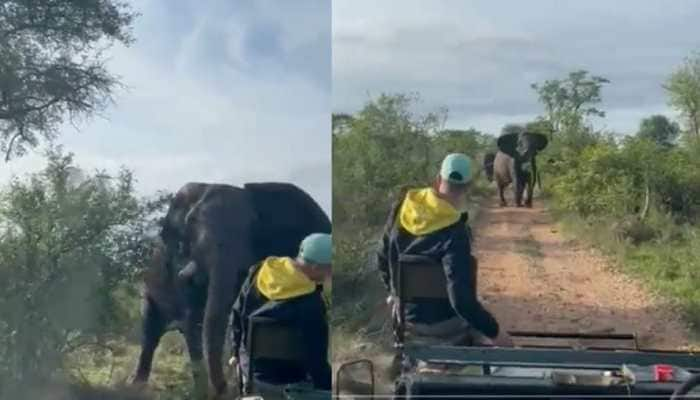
[440,153,472,184]
[298,233,332,266]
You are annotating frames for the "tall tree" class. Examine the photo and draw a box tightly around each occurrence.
[531,70,610,137]
[664,52,700,138]
[636,114,680,147]
[0,0,138,161]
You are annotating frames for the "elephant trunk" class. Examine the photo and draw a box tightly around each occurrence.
[202,240,253,396]
[529,156,538,190]
[532,156,542,191]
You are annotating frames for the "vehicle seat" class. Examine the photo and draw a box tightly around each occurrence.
[396,255,450,347]
[241,317,306,396]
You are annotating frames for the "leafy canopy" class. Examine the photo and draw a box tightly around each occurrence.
[0,0,138,161]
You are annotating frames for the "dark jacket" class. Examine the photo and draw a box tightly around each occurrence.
[230,258,331,390]
[374,187,500,338]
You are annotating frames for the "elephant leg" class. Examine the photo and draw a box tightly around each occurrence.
[498,184,507,207]
[132,296,167,384]
[510,163,523,207]
[514,178,524,207]
[185,307,208,399]
[525,180,534,208]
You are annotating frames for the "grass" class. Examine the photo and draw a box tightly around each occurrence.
[65,332,193,400]
[4,332,194,400]
[551,203,700,336]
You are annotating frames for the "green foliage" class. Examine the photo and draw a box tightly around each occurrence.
[665,52,700,138]
[0,147,169,397]
[525,118,555,137]
[332,113,354,136]
[637,114,681,147]
[547,135,700,222]
[530,70,610,135]
[334,94,435,226]
[0,0,138,161]
[549,142,634,217]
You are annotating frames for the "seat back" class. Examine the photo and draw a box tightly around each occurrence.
[396,255,449,347]
[244,317,305,395]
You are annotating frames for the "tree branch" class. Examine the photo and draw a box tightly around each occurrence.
[5,127,24,162]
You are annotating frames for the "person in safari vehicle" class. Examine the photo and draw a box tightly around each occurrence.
[230,233,332,396]
[374,153,512,354]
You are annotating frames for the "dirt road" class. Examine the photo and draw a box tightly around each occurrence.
[335,196,694,393]
[476,199,691,350]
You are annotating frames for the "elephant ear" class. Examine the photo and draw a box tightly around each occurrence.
[528,132,549,152]
[497,132,519,157]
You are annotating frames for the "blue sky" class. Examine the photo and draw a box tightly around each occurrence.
[333,0,700,135]
[1,0,331,213]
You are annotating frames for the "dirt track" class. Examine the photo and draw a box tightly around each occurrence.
[476,198,692,350]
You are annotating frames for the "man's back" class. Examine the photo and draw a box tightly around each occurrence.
[231,257,331,390]
[374,187,499,337]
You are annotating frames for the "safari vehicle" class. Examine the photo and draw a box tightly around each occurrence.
[335,256,700,399]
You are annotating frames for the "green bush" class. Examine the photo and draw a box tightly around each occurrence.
[0,147,169,397]
[547,133,700,223]
[549,142,635,217]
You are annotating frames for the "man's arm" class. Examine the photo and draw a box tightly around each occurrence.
[373,190,407,292]
[441,226,500,338]
[230,293,244,358]
[230,267,255,357]
[299,296,332,390]
[375,221,392,292]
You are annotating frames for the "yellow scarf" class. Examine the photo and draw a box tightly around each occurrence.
[255,256,316,300]
[398,187,460,235]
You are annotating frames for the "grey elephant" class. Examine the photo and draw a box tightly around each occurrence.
[131,182,331,398]
[486,129,548,207]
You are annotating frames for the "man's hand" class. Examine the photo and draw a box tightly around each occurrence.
[492,331,514,347]
[386,295,400,324]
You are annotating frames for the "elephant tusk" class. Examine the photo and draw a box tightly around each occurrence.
[640,179,650,221]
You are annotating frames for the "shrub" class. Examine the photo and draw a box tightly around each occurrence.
[0,147,169,396]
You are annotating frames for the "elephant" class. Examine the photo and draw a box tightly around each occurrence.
[490,129,548,207]
[131,182,331,398]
